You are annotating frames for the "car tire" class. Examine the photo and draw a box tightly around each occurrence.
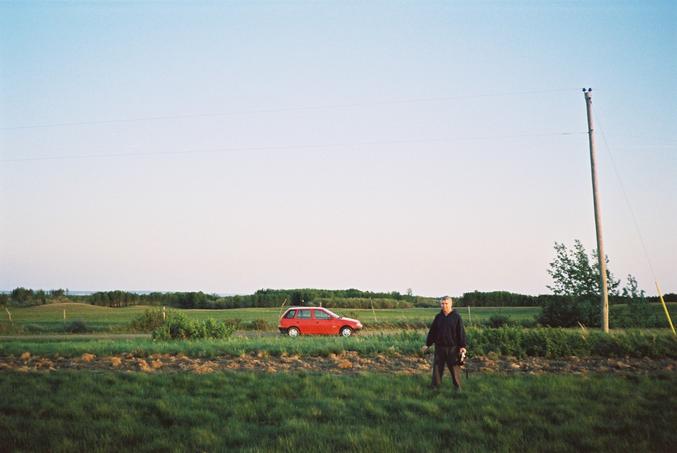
[340,326,353,337]
[288,327,300,337]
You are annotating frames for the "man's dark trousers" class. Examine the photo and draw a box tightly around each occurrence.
[432,346,461,389]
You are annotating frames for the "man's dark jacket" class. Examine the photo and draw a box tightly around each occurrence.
[426,310,467,348]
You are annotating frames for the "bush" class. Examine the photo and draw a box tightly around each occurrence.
[64,320,89,333]
[466,327,677,359]
[223,319,241,330]
[0,321,22,335]
[487,315,511,328]
[610,298,662,328]
[151,312,235,340]
[519,319,537,328]
[202,318,233,338]
[538,296,599,327]
[245,319,270,331]
[366,320,429,330]
[130,309,167,332]
[23,324,47,333]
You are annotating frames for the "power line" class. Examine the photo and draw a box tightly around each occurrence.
[593,108,659,285]
[0,88,580,131]
[0,131,586,163]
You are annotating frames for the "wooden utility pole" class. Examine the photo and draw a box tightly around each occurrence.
[583,88,609,332]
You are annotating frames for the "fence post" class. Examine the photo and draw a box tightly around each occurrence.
[162,306,166,321]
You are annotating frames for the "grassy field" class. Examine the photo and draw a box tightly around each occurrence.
[2,328,675,359]
[1,303,540,332]
[1,302,674,334]
[1,370,674,452]
[2,304,675,452]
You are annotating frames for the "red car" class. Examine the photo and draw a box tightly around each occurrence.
[278,307,363,337]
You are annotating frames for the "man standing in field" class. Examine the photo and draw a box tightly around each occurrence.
[423,296,467,391]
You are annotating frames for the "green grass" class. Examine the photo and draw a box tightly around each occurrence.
[0,371,674,452]
[1,302,674,333]
[2,303,539,327]
[2,328,675,359]
[3,304,538,334]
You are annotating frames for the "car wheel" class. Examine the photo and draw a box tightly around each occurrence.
[340,326,353,337]
[288,327,300,337]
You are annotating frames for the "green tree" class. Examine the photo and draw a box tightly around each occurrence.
[10,287,33,304]
[49,289,65,298]
[35,290,47,304]
[547,240,621,297]
[612,274,656,327]
[544,241,648,328]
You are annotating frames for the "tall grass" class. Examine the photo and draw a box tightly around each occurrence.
[2,328,675,359]
[0,371,674,452]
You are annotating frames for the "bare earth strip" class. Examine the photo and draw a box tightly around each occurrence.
[1,352,675,376]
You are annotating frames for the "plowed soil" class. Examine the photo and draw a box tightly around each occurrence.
[1,351,675,375]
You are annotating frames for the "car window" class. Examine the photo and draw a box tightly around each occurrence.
[314,310,331,320]
[284,309,296,319]
[297,309,311,319]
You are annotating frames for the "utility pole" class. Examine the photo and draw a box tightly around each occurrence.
[583,88,609,333]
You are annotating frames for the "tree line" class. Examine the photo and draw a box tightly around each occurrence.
[3,286,674,309]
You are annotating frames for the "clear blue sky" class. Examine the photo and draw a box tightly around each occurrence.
[1,1,675,296]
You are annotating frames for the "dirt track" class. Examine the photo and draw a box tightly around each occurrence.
[1,351,675,376]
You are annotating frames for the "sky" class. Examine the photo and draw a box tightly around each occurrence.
[1,1,675,297]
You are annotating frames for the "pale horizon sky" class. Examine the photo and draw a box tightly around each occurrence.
[1,1,675,297]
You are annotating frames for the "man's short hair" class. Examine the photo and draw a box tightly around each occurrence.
[439,296,453,304]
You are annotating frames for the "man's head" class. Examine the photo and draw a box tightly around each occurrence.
[439,296,453,314]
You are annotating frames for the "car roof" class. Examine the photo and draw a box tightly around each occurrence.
[285,306,327,310]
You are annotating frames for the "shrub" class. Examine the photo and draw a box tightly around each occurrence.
[64,320,89,333]
[203,318,232,338]
[609,297,662,328]
[538,296,599,327]
[23,324,47,333]
[487,315,511,328]
[519,319,537,328]
[0,321,22,335]
[151,312,235,340]
[247,319,270,331]
[366,320,429,330]
[466,327,677,359]
[223,319,241,330]
[130,309,167,332]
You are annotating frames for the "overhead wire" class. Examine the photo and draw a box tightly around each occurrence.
[593,108,660,285]
[0,88,580,131]
[0,131,587,163]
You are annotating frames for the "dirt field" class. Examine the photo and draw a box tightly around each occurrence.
[2,351,674,376]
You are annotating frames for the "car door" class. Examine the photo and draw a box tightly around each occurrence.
[296,309,313,334]
[313,308,338,335]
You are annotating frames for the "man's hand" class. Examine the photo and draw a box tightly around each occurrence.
[421,345,430,354]
[460,347,467,355]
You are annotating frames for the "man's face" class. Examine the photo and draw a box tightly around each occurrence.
[440,298,452,314]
